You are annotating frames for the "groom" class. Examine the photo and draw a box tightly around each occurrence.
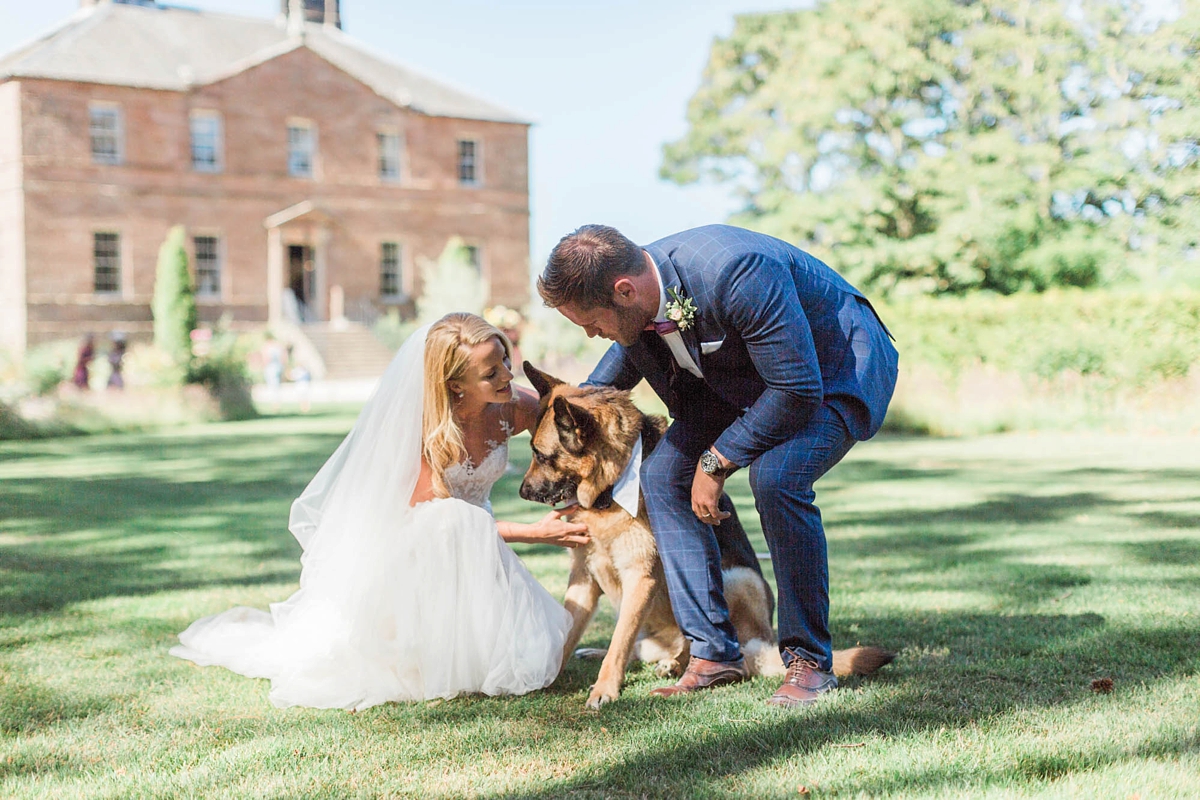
[538,224,898,707]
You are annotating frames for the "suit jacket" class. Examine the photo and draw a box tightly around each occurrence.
[585,225,899,467]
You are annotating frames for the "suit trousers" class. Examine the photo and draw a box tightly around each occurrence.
[640,401,856,670]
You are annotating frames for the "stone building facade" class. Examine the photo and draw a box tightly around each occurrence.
[0,0,531,353]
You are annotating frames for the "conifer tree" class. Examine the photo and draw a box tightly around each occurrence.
[152,225,197,363]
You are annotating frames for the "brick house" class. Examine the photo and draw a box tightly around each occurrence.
[0,0,531,357]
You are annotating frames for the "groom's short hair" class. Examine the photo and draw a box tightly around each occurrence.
[539,224,646,309]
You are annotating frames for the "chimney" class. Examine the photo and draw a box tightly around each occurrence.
[287,0,304,36]
[281,0,342,30]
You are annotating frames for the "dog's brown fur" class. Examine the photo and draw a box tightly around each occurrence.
[519,363,894,708]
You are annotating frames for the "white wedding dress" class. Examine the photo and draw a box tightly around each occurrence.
[170,326,572,711]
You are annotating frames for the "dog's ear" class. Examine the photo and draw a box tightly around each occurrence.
[524,362,563,399]
[553,396,595,453]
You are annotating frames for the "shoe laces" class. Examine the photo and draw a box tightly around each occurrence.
[783,650,821,680]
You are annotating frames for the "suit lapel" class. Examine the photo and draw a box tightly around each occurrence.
[652,254,704,374]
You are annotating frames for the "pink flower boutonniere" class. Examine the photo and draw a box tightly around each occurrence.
[665,287,697,331]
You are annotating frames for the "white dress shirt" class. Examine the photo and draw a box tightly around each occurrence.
[650,264,703,379]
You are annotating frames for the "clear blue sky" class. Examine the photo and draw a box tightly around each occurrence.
[0,0,796,269]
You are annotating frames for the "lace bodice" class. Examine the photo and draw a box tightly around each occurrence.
[443,420,513,513]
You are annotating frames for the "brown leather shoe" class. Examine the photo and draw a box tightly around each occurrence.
[650,655,748,697]
[766,651,838,708]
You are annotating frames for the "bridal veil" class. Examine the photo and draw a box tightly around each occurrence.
[170,325,570,709]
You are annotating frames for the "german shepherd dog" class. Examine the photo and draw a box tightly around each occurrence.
[519,363,894,709]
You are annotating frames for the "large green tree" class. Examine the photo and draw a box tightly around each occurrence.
[663,0,1198,295]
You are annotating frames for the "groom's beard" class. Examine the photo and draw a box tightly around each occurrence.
[611,305,652,347]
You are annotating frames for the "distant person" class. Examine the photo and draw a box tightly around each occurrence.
[289,362,312,413]
[106,333,127,390]
[72,334,96,390]
[261,334,287,412]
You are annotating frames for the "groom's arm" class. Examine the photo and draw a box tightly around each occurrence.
[710,253,823,467]
[583,343,643,390]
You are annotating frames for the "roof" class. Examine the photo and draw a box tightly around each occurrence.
[0,2,529,124]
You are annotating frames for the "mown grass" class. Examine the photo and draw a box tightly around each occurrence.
[1,412,1198,798]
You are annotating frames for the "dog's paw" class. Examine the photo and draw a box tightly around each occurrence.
[654,658,683,678]
[585,684,619,709]
[574,647,608,661]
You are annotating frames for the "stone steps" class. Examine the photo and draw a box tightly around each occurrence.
[302,323,395,380]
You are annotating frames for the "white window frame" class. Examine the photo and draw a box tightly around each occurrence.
[380,240,404,299]
[457,138,481,186]
[89,103,124,165]
[287,119,316,179]
[93,231,122,294]
[190,110,223,173]
[377,131,404,183]
[193,233,223,299]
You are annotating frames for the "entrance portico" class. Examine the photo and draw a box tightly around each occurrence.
[265,201,335,325]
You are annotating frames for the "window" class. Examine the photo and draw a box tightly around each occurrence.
[90,105,123,165]
[288,123,315,178]
[194,235,221,296]
[190,112,222,172]
[457,139,479,185]
[93,232,121,293]
[378,132,402,182]
[380,242,402,297]
[463,244,481,272]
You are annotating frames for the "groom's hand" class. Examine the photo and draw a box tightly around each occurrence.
[691,467,731,526]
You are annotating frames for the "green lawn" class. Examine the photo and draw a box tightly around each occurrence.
[1,413,1198,798]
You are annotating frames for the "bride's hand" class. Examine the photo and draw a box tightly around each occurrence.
[533,506,590,548]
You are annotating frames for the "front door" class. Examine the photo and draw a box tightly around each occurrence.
[288,245,314,321]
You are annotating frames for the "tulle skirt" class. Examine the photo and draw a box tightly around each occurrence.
[170,499,572,710]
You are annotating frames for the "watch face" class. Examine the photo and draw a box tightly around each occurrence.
[700,451,719,474]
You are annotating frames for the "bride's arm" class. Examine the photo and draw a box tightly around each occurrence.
[496,507,589,548]
[409,457,436,506]
[501,387,588,546]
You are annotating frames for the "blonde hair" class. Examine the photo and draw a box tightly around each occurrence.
[423,312,513,498]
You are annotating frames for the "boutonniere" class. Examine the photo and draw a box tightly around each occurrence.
[665,287,697,331]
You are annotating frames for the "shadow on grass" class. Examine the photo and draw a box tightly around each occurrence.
[1124,537,1200,566]
[0,671,124,738]
[0,428,345,617]
[474,613,1200,799]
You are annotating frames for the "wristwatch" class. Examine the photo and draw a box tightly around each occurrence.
[699,449,737,479]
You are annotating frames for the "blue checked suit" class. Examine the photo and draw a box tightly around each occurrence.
[585,225,898,669]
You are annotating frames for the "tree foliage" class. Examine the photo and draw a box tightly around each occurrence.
[416,237,489,325]
[663,0,1199,295]
[152,225,197,362]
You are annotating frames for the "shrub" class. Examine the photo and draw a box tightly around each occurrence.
[878,289,1200,434]
[23,340,77,395]
[0,400,40,440]
[186,328,257,421]
[416,238,488,325]
[123,342,187,389]
[373,308,418,352]
[152,225,197,364]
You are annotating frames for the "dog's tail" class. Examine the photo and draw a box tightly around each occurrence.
[744,642,896,678]
[831,646,896,677]
[743,638,786,677]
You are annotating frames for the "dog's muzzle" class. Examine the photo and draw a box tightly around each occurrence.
[519,477,578,506]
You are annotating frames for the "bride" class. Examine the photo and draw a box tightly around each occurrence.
[170,313,586,710]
